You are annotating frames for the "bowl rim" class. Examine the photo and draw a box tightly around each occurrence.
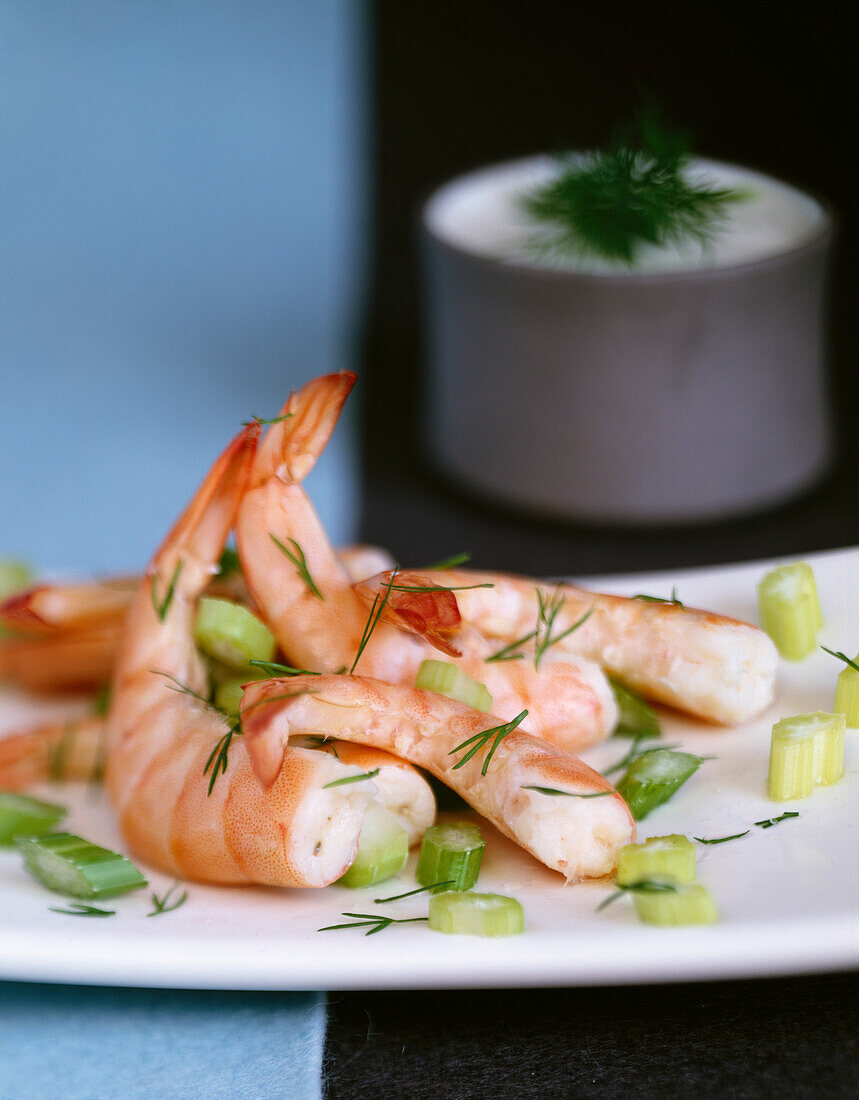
[420,153,836,283]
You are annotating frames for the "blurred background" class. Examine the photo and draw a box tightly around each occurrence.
[1,1,855,578]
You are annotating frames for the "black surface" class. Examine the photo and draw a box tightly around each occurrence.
[327,5,859,1096]
[325,974,859,1099]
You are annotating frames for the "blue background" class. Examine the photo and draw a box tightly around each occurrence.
[1,1,366,574]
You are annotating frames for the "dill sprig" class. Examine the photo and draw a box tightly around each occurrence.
[374,881,455,903]
[820,647,859,673]
[597,877,679,912]
[449,709,528,775]
[269,534,323,601]
[524,108,741,265]
[694,830,750,845]
[150,559,183,622]
[351,570,398,674]
[147,881,189,917]
[534,588,593,668]
[322,768,380,790]
[754,811,799,829]
[318,912,429,936]
[249,658,321,678]
[203,723,242,795]
[421,552,471,570]
[387,582,494,594]
[242,412,294,427]
[632,587,684,608]
[520,785,611,799]
[50,903,115,917]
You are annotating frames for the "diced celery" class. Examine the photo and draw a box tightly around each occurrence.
[768,712,845,800]
[16,832,148,898]
[416,822,485,893]
[213,678,246,717]
[615,750,704,821]
[609,678,660,738]
[428,891,524,936]
[757,562,821,660]
[337,804,408,889]
[0,792,66,846]
[617,834,695,886]
[415,660,492,712]
[193,597,276,671]
[631,877,718,926]
[0,559,33,600]
[834,663,859,727]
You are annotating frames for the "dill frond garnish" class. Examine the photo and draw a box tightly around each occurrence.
[601,734,680,778]
[350,570,398,674]
[694,830,750,845]
[597,877,679,912]
[151,559,183,622]
[632,587,684,608]
[485,630,537,663]
[534,588,593,668]
[242,412,294,427]
[269,534,323,601]
[387,582,494,594]
[421,552,471,570]
[821,647,859,672]
[374,881,455,904]
[754,811,799,829]
[524,108,742,265]
[248,659,321,677]
[49,903,115,917]
[520,786,611,799]
[203,723,242,795]
[322,768,380,790]
[449,709,528,776]
[318,912,429,936]
[147,881,189,917]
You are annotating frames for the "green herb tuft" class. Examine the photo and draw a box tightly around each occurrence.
[449,710,528,776]
[524,108,742,265]
[270,534,324,601]
[322,768,380,790]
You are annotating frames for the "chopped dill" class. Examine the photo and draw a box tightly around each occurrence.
[754,811,799,829]
[249,658,321,677]
[150,559,183,622]
[50,903,115,917]
[820,647,859,673]
[269,534,323,601]
[521,786,612,799]
[374,881,455,904]
[597,877,679,912]
[318,912,429,936]
[632,587,684,608]
[322,768,379,789]
[449,709,528,776]
[421,552,471,571]
[147,881,189,917]
[694,830,750,845]
[351,570,398,674]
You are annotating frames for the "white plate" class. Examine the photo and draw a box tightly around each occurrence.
[2,546,857,990]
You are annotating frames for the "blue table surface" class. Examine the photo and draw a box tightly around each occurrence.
[0,982,326,1100]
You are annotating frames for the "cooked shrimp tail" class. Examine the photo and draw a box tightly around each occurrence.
[0,714,105,789]
[241,675,634,883]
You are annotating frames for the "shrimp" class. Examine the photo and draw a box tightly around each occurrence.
[0,545,393,696]
[104,423,433,886]
[241,675,635,883]
[404,569,778,725]
[235,373,617,753]
[0,714,105,789]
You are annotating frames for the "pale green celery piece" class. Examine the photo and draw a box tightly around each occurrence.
[16,832,148,898]
[833,663,859,727]
[757,562,821,660]
[337,804,408,888]
[0,560,34,600]
[615,749,703,821]
[768,712,845,801]
[631,877,718,926]
[609,677,660,738]
[213,678,246,717]
[0,792,66,846]
[617,834,695,886]
[428,891,524,936]
[415,660,493,712]
[193,597,276,671]
[0,559,34,638]
[416,822,485,892]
